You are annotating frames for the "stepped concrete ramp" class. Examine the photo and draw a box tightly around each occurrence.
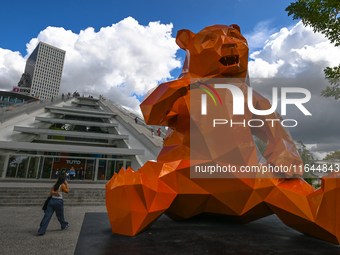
[99,99,165,157]
[0,181,106,206]
[0,97,74,128]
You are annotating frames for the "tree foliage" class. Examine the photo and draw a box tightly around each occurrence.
[321,65,340,99]
[286,0,340,46]
[286,0,340,99]
[254,136,267,156]
[323,150,340,160]
[295,141,317,185]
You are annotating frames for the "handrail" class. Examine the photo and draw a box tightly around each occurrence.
[0,96,73,124]
[105,99,146,125]
[103,99,167,136]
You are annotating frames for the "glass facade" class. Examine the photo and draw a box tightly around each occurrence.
[27,157,40,178]
[16,156,30,178]
[0,155,6,177]
[1,154,130,181]
[85,159,95,180]
[41,157,53,178]
[6,156,18,177]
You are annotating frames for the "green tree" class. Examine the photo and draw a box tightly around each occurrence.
[254,136,267,156]
[296,141,314,165]
[323,150,340,160]
[285,0,340,99]
[295,141,316,185]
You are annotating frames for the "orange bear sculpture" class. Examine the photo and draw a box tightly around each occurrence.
[106,24,340,244]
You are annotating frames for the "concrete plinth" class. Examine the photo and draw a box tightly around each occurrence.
[75,213,340,255]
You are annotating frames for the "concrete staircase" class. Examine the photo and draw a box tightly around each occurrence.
[0,187,105,206]
[100,99,165,146]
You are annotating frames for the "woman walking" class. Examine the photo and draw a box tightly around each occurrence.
[38,176,69,235]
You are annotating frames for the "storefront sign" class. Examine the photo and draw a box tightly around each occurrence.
[66,160,82,165]
[13,86,31,94]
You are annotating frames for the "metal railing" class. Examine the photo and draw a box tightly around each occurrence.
[105,99,166,131]
[0,97,73,124]
[105,99,147,126]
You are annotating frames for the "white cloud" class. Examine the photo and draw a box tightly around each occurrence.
[248,21,340,158]
[0,17,181,110]
[248,58,284,78]
[291,41,340,67]
[248,21,340,78]
[0,49,25,90]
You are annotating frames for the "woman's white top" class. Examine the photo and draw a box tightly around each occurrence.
[51,185,63,199]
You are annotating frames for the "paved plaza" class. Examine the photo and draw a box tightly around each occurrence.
[1,181,340,255]
[0,205,107,255]
[0,181,107,255]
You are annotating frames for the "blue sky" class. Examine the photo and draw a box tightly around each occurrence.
[1,0,295,59]
[0,0,301,102]
[1,0,340,157]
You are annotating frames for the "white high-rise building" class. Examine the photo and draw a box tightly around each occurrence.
[17,42,65,100]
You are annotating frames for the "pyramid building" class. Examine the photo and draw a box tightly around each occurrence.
[0,96,163,180]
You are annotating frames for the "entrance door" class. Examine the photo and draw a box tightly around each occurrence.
[97,160,107,180]
[41,157,53,179]
[16,156,29,178]
[27,157,40,178]
[85,159,95,180]
[6,156,18,177]
[106,160,116,180]
[116,161,124,173]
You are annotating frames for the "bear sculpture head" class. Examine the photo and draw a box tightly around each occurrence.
[176,24,249,78]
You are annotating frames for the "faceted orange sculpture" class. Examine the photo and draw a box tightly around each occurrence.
[106,24,340,244]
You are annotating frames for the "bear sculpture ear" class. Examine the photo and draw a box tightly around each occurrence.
[230,24,241,33]
[176,29,195,50]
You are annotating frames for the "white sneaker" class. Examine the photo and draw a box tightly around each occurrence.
[62,224,70,230]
